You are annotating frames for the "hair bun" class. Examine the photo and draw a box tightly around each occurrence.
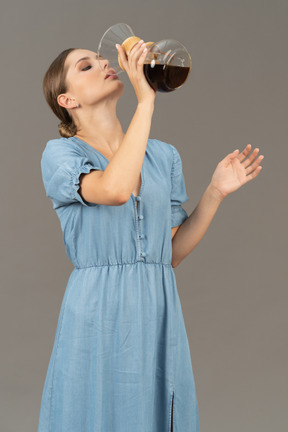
[58,121,77,138]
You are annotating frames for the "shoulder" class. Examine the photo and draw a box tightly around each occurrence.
[41,137,87,166]
[148,137,174,155]
[148,137,176,164]
[42,136,83,156]
[148,138,182,171]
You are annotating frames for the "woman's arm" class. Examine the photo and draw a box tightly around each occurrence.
[79,41,156,206]
[171,184,222,267]
[171,226,180,240]
[80,101,154,206]
[171,144,264,268]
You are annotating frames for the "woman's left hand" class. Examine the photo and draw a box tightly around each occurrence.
[210,144,264,201]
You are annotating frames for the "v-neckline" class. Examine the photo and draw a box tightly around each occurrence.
[71,136,145,200]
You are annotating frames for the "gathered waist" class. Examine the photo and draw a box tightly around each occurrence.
[74,260,172,270]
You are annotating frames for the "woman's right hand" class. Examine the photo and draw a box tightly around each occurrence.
[116,41,156,105]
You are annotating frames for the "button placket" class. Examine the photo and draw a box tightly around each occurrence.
[134,195,146,261]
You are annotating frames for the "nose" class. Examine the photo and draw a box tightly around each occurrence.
[98,57,110,71]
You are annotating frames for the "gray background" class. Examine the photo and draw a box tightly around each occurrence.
[1,0,287,431]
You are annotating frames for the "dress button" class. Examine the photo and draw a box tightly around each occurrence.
[138,215,144,220]
[139,234,145,239]
[136,196,142,201]
[140,252,146,257]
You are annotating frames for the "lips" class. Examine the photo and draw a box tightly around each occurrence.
[105,69,117,79]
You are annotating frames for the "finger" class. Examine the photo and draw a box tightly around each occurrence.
[137,45,148,67]
[245,165,263,182]
[129,39,144,55]
[135,42,147,61]
[117,40,145,70]
[116,44,128,70]
[237,144,252,163]
[222,149,239,167]
[242,147,260,168]
[127,43,147,77]
[128,40,146,64]
[245,155,264,175]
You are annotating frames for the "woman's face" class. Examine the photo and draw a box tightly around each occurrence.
[60,49,123,108]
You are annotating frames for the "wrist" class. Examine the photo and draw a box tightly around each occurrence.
[137,99,155,111]
[206,182,226,204]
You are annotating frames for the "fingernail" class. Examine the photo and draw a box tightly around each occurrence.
[116,44,119,49]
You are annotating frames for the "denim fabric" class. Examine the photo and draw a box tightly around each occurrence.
[38,136,200,432]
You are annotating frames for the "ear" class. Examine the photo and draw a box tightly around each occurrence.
[57,94,77,110]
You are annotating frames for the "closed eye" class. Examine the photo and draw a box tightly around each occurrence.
[82,65,92,71]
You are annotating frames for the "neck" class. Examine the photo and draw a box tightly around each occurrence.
[74,102,125,154]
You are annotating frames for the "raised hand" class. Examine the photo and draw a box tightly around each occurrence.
[210,144,264,200]
[116,41,156,104]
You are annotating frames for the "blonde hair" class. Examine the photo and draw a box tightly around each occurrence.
[43,48,79,137]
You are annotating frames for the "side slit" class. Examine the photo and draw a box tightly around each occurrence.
[170,391,174,432]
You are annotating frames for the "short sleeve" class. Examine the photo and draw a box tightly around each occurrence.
[41,138,102,208]
[170,144,189,227]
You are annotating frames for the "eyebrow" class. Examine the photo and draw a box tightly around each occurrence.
[74,54,102,67]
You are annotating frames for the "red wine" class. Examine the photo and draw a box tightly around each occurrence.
[143,64,190,92]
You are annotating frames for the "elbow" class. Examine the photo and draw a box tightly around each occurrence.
[113,193,130,206]
[104,177,132,205]
[113,186,132,205]
[171,260,178,269]
[104,179,131,205]
[103,181,130,205]
[112,189,131,205]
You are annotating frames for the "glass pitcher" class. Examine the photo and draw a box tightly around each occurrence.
[97,23,192,92]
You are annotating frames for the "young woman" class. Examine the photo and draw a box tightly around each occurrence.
[38,41,263,432]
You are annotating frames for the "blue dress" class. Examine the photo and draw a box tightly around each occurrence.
[38,136,200,432]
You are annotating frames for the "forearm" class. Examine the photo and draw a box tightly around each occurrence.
[171,183,224,267]
[103,100,154,201]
